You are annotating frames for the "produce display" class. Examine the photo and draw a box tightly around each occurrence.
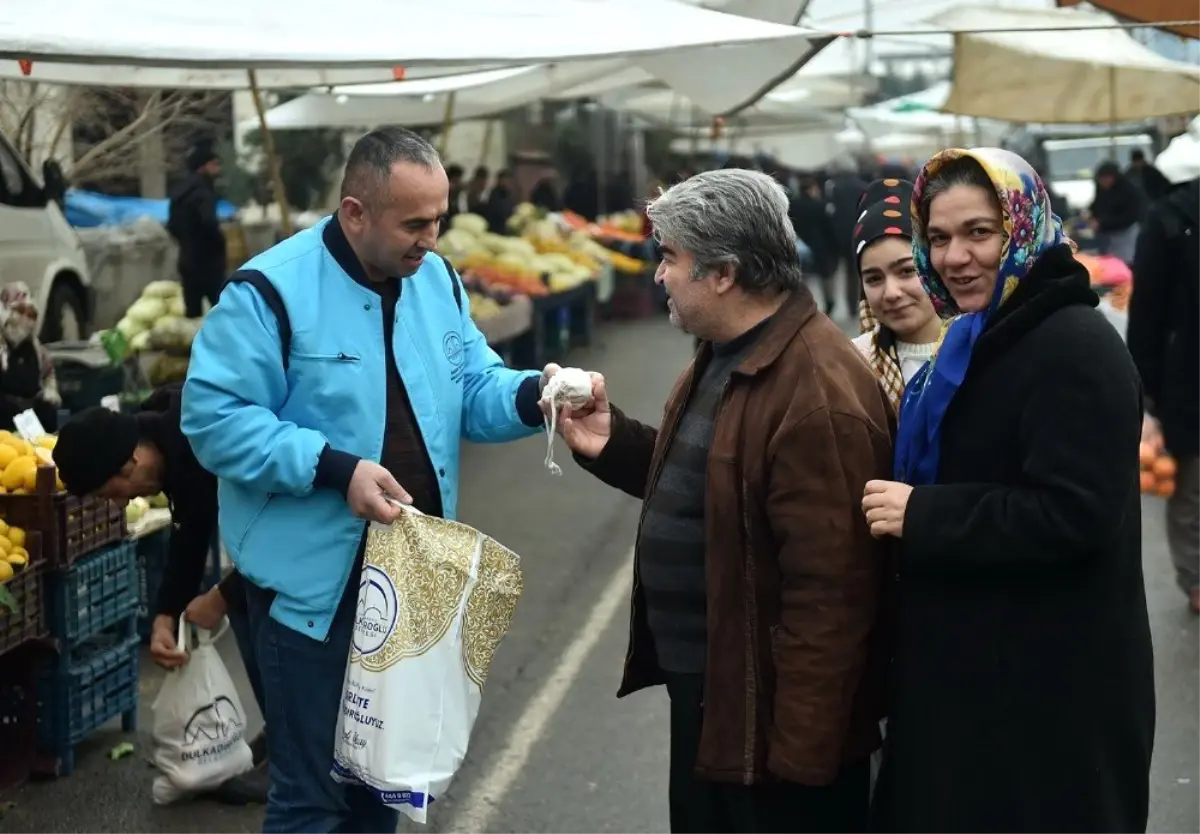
[113,280,203,355]
[1140,441,1176,498]
[440,206,647,304]
[0,430,63,495]
[124,493,168,525]
[0,517,32,584]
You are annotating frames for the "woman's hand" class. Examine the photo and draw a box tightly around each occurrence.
[862,480,914,539]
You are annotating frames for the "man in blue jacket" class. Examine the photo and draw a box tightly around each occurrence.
[182,127,560,833]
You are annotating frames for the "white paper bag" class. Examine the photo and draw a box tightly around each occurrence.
[151,619,254,803]
[331,507,523,824]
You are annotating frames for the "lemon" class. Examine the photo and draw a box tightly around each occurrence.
[11,488,26,495]
[22,465,38,493]
[0,445,18,469]
[2,456,36,492]
[36,435,56,450]
[0,536,11,554]
[7,527,24,548]
[0,519,9,537]
[6,550,27,568]
[0,561,12,582]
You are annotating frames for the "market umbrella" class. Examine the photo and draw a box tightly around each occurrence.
[933,3,1200,124]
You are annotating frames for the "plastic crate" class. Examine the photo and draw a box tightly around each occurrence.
[0,467,127,569]
[47,343,126,415]
[46,541,138,647]
[36,633,140,777]
[135,527,170,640]
[0,565,46,657]
[0,643,48,796]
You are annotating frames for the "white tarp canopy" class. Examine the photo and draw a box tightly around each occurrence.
[0,0,817,87]
[845,82,1009,145]
[252,0,829,125]
[935,4,1200,123]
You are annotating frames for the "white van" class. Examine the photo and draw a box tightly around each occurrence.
[0,129,92,342]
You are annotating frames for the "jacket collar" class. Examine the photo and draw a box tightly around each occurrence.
[322,212,389,292]
[733,284,819,377]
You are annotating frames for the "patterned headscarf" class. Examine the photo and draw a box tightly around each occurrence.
[0,282,60,407]
[894,148,1073,486]
[852,178,917,411]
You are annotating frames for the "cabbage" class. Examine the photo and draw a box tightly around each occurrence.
[115,316,146,339]
[127,297,167,324]
[142,280,183,299]
[450,213,488,236]
[130,330,152,352]
[166,296,185,317]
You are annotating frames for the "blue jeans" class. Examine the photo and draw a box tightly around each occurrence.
[246,574,398,834]
[226,590,265,717]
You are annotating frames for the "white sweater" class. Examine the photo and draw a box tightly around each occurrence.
[852,331,937,385]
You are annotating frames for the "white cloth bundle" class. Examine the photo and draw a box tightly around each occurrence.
[540,367,593,475]
[331,505,524,824]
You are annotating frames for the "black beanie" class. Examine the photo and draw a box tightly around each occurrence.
[55,407,140,496]
[851,177,915,275]
[187,142,219,172]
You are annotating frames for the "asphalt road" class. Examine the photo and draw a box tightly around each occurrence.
[2,316,1197,834]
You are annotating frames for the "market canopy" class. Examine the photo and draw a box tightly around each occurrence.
[934,3,1200,123]
[252,0,830,124]
[0,0,818,88]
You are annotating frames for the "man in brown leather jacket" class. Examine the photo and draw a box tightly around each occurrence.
[552,169,894,833]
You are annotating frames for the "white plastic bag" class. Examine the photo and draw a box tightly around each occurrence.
[331,506,523,824]
[150,618,254,804]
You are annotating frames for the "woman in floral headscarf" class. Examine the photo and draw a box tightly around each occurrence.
[861,150,1155,833]
[0,282,61,432]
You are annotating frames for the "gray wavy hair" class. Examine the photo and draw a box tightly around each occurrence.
[645,169,803,293]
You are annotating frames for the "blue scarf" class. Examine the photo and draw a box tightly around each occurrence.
[893,148,1071,485]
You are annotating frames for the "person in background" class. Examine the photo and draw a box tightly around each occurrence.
[53,385,269,804]
[1127,149,1171,203]
[443,163,465,232]
[0,282,61,432]
[1034,164,1071,220]
[827,161,869,319]
[466,165,490,214]
[167,141,227,318]
[530,175,560,212]
[182,126,567,834]
[849,178,942,413]
[1127,175,1200,614]
[556,168,893,833]
[865,148,1155,833]
[788,173,839,315]
[1089,160,1144,264]
[484,168,517,234]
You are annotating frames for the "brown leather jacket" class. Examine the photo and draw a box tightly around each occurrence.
[583,289,895,787]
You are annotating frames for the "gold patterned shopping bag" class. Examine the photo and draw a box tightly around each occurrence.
[331,507,523,823]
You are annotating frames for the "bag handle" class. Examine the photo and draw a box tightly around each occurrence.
[174,615,231,657]
[382,494,424,516]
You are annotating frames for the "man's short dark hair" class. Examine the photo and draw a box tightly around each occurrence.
[340,126,441,207]
[446,164,464,180]
[472,166,489,181]
[1130,149,1146,163]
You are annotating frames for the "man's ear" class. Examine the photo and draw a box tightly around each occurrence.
[712,262,739,296]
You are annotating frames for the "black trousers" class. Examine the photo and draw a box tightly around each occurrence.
[180,264,223,318]
[667,672,870,834]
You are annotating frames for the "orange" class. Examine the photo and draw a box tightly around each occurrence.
[1156,479,1176,498]
[1140,471,1157,493]
[1139,444,1157,468]
[1153,456,1177,479]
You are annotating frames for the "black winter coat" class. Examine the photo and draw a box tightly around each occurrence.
[871,245,1156,834]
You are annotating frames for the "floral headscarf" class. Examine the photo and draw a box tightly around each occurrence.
[0,282,60,407]
[893,148,1073,486]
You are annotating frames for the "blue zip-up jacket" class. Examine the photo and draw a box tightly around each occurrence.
[181,216,542,640]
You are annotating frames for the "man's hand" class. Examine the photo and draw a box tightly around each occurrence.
[149,614,188,670]
[862,479,913,539]
[1142,414,1164,452]
[347,460,409,524]
[556,373,612,460]
[184,586,228,631]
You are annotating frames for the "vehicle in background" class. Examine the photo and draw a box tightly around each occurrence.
[1041,134,1156,213]
[0,129,93,342]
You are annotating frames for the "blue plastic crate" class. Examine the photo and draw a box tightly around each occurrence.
[36,633,140,777]
[46,541,138,647]
[135,528,170,640]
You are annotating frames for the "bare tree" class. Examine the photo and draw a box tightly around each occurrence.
[0,82,230,187]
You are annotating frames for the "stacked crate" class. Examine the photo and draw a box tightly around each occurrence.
[0,528,48,795]
[0,466,135,778]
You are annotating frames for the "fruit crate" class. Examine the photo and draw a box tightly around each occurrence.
[0,466,126,569]
[45,541,138,648]
[35,632,140,778]
[0,643,48,796]
[135,527,170,640]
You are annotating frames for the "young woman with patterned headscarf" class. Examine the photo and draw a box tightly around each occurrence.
[0,281,61,432]
[850,178,942,412]
[860,149,1154,833]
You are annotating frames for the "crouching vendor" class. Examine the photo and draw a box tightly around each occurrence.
[54,383,268,805]
[0,282,61,432]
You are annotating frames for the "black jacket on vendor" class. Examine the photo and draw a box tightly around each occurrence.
[1128,178,1200,459]
[138,383,243,617]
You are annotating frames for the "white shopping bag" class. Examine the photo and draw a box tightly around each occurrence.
[331,506,523,824]
[151,619,254,804]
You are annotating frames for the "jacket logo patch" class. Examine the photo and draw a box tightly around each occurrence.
[443,331,464,383]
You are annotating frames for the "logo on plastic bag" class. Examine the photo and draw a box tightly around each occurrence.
[354,565,398,656]
[183,696,244,746]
